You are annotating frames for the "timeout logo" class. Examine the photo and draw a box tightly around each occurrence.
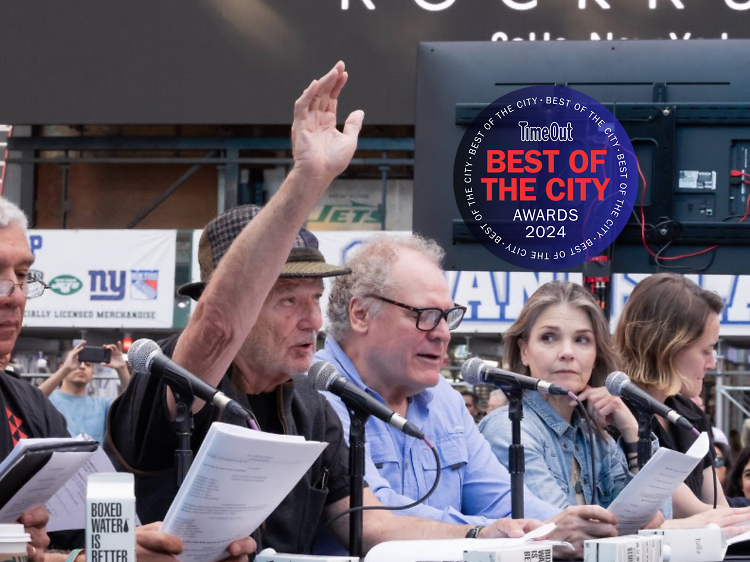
[453,86,638,270]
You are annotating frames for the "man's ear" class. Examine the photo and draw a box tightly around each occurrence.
[348,297,371,335]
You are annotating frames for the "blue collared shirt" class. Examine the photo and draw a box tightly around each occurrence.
[316,338,561,525]
[478,391,669,517]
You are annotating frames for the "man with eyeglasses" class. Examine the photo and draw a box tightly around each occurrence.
[0,196,68,562]
[108,63,555,558]
[0,198,257,562]
[317,233,620,555]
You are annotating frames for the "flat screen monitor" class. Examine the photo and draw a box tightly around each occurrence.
[414,40,750,273]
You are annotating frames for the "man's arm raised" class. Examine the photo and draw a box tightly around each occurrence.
[169,62,363,415]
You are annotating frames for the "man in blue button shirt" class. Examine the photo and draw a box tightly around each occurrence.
[317,233,620,556]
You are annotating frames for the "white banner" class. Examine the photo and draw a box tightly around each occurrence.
[315,231,750,335]
[185,228,750,335]
[23,230,176,329]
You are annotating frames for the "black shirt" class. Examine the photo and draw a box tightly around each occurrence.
[245,391,284,435]
[0,371,69,459]
[107,334,352,555]
[650,394,715,500]
[0,371,83,550]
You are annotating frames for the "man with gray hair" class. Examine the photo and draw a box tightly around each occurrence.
[317,233,621,556]
[0,197,256,562]
[0,196,68,562]
[108,63,543,558]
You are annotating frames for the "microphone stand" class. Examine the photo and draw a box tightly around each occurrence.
[635,409,653,470]
[504,385,525,519]
[343,401,370,558]
[162,378,195,488]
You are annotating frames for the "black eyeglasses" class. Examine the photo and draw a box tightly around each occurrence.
[0,278,49,299]
[367,295,467,331]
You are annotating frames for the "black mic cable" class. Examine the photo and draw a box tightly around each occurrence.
[309,435,441,551]
[711,449,718,509]
[309,362,442,550]
[573,397,598,506]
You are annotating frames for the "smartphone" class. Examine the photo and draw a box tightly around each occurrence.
[77,346,111,364]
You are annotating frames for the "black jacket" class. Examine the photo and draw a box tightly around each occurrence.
[0,371,68,455]
[107,334,351,555]
[650,394,715,499]
[0,371,84,550]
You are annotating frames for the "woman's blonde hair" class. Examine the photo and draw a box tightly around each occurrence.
[503,280,618,387]
[613,273,723,396]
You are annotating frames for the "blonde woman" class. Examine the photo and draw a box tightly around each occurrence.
[613,273,726,516]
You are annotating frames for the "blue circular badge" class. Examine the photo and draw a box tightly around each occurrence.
[453,86,638,270]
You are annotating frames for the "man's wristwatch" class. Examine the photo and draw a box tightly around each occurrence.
[465,525,484,539]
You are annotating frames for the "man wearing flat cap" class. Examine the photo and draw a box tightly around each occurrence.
[108,62,540,558]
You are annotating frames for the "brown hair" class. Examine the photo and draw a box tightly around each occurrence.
[613,273,723,396]
[503,280,618,387]
[725,445,750,498]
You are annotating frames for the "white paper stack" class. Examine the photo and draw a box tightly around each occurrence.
[161,422,328,562]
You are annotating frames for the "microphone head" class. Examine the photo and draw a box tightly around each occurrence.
[605,371,631,397]
[461,357,486,386]
[309,361,339,392]
[128,338,160,374]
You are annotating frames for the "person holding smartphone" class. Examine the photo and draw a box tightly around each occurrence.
[39,340,130,443]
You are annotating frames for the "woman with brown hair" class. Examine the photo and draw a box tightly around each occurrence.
[480,277,750,530]
[479,280,647,509]
[613,273,726,516]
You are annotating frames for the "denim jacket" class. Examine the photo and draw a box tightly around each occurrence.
[479,391,665,513]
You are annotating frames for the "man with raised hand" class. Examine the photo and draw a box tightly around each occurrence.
[109,62,546,557]
[0,197,256,562]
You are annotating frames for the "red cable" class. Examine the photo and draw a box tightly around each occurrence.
[739,185,750,223]
[636,158,718,260]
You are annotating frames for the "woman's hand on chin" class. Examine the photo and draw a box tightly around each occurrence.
[577,386,639,441]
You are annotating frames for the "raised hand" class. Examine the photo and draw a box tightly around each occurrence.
[62,340,87,372]
[290,61,364,190]
[103,341,126,370]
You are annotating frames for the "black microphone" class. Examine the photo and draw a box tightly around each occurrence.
[461,357,571,396]
[605,371,700,436]
[310,361,425,440]
[128,338,253,423]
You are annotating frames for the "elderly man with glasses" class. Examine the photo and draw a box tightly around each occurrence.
[0,197,257,562]
[0,197,66,562]
[317,233,620,555]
